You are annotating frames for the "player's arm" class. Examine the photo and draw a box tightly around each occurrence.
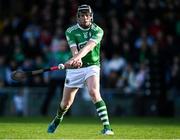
[66,39,97,68]
[69,46,83,68]
[64,29,82,68]
[72,40,96,60]
[70,46,78,56]
[65,40,95,68]
[71,26,104,63]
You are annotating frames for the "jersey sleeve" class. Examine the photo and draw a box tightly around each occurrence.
[65,29,77,48]
[90,26,104,44]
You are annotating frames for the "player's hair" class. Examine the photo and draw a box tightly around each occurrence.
[77,4,93,23]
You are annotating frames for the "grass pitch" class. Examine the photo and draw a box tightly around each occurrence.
[0,116,180,139]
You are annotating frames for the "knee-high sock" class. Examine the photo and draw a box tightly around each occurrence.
[95,100,111,130]
[56,104,68,120]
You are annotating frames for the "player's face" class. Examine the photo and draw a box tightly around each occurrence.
[78,12,92,28]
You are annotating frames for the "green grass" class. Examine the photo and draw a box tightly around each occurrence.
[0,116,180,139]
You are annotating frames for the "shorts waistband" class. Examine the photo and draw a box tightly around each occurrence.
[82,63,100,68]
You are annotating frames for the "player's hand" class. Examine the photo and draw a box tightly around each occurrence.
[64,58,82,69]
[64,59,74,69]
[72,59,82,68]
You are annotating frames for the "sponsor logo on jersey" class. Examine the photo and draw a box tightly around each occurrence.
[75,34,81,37]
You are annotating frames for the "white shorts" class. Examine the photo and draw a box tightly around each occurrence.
[65,65,100,88]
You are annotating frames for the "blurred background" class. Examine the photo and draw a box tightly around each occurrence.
[0,0,180,118]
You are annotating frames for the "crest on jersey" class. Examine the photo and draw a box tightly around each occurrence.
[83,32,88,39]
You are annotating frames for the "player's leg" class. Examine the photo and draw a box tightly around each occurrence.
[57,87,79,119]
[47,87,79,133]
[86,75,114,135]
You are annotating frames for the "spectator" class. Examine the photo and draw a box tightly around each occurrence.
[13,89,25,116]
[170,55,180,99]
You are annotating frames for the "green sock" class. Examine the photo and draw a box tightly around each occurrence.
[56,104,68,121]
[95,100,111,130]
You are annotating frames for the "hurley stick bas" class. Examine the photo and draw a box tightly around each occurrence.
[11,64,65,82]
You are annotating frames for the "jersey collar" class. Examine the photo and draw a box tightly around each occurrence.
[77,23,91,31]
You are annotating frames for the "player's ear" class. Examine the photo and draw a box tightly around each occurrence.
[91,13,93,22]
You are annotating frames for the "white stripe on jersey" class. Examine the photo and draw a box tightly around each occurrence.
[67,24,78,33]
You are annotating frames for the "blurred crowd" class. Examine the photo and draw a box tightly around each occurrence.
[0,0,180,115]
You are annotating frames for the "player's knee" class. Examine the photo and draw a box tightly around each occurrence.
[89,89,101,102]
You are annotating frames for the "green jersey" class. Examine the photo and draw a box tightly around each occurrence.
[65,23,104,67]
